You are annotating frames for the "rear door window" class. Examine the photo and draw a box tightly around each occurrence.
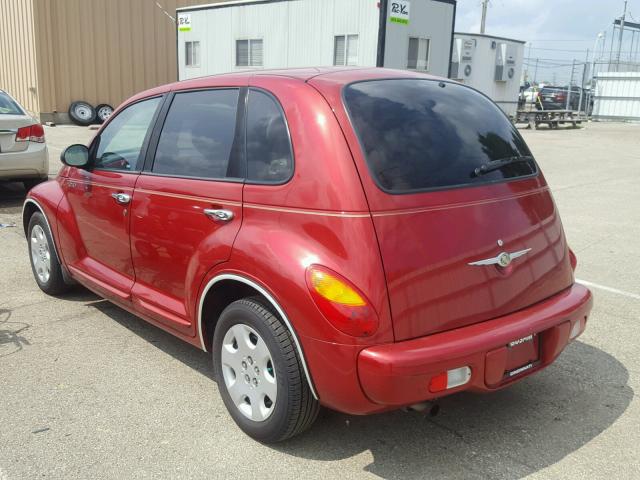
[0,92,24,115]
[152,89,243,180]
[343,79,536,193]
[246,89,293,183]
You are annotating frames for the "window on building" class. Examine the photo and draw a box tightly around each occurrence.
[152,89,243,180]
[334,35,359,66]
[185,41,200,67]
[407,38,430,71]
[246,89,293,183]
[236,39,263,67]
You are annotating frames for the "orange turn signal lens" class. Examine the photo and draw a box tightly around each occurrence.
[305,265,378,337]
[308,269,366,306]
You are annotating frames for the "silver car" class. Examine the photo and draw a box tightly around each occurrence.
[0,89,48,190]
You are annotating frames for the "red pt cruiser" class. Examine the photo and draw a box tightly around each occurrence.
[24,68,593,442]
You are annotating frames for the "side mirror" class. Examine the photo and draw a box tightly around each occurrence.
[61,144,90,168]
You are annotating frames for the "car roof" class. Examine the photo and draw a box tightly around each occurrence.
[127,67,447,103]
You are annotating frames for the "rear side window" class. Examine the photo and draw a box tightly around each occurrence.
[0,92,24,115]
[152,89,242,180]
[246,89,293,183]
[343,79,536,193]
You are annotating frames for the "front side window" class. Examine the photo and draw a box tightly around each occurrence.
[94,97,161,171]
[185,41,200,67]
[152,89,242,180]
[246,89,293,183]
[344,79,536,193]
[407,37,430,71]
[334,35,359,66]
[236,39,263,67]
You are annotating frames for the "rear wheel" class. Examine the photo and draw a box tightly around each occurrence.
[27,212,70,295]
[213,298,319,443]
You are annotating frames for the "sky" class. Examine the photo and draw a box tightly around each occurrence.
[454,0,640,84]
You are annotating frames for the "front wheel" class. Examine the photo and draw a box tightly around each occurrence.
[27,212,70,295]
[213,298,319,442]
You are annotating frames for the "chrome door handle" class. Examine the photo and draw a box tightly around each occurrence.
[204,209,234,222]
[111,192,131,205]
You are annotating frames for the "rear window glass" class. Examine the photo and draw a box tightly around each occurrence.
[0,92,24,115]
[344,79,536,193]
[246,89,293,183]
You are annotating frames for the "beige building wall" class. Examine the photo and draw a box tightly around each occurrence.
[0,0,40,116]
[2,0,223,122]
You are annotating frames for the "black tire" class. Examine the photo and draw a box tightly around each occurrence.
[27,212,70,296]
[68,101,96,126]
[23,178,47,191]
[213,297,319,443]
[95,104,115,124]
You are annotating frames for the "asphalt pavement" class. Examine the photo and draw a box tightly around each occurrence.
[0,122,638,479]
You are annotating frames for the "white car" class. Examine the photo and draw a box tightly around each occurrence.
[0,89,48,190]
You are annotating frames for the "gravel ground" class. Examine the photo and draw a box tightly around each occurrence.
[0,122,638,479]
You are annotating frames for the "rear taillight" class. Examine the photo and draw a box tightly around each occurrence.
[568,248,577,271]
[570,317,586,340]
[306,265,379,337]
[15,124,45,143]
[429,367,472,393]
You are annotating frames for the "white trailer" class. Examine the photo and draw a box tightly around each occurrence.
[176,0,456,80]
[593,72,640,122]
[450,32,525,116]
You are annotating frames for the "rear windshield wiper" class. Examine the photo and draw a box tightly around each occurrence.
[472,156,535,177]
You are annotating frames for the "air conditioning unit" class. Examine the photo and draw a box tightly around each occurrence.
[451,38,475,80]
[495,43,517,82]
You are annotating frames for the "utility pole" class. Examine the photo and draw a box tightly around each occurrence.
[480,0,489,34]
[566,59,576,110]
[579,50,588,112]
[610,24,616,67]
[616,0,628,71]
[525,42,532,84]
[533,58,539,85]
[592,32,604,88]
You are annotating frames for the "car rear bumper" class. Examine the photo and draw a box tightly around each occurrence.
[357,283,592,407]
[0,142,49,180]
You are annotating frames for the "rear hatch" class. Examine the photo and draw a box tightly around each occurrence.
[0,93,31,154]
[339,78,574,341]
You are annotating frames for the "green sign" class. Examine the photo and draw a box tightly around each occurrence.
[178,13,192,32]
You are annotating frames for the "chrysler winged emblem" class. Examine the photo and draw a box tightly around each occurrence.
[468,248,532,268]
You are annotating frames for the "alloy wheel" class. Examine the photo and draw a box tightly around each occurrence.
[30,224,51,283]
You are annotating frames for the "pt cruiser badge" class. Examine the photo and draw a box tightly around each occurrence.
[468,248,532,268]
